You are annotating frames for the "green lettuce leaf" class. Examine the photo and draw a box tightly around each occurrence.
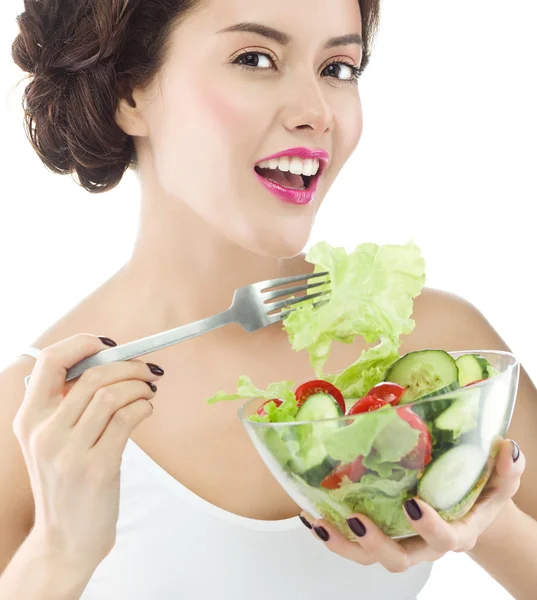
[327,469,420,536]
[322,403,420,464]
[325,336,402,401]
[322,404,395,462]
[282,239,426,376]
[206,376,297,421]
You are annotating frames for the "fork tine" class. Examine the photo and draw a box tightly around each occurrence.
[267,290,331,313]
[257,270,328,291]
[262,279,329,302]
[267,297,330,325]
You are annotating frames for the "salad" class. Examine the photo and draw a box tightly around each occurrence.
[206,240,504,537]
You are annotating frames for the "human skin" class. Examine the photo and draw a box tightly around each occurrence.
[114,0,364,324]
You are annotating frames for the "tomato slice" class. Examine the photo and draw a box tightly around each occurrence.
[346,395,388,416]
[396,406,433,469]
[294,379,345,413]
[256,398,283,417]
[365,381,406,406]
[320,455,367,489]
[463,378,487,387]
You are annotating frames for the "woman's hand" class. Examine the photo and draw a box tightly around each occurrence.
[300,438,525,573]
[13,334,164,570]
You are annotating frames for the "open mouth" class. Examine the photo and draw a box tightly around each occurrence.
[254,166,315,190]
[254,158,325,191]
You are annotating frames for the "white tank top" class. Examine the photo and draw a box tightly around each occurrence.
[20,346,433,599]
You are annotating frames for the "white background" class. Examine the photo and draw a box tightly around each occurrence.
[1,1,536,598]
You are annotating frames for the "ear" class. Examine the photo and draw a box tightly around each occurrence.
[114,88,150,137]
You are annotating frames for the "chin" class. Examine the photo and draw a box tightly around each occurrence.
[233,222,313,259]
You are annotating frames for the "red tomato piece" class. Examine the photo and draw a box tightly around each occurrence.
[320,455,367,489]
[463,378,487,387]
[396,406,433,469]
[365,381,406,406]
[294,379,345,413]
[346,395,388,416]
[256,398,283,417]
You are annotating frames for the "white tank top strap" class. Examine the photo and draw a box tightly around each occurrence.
[19,346,42,360]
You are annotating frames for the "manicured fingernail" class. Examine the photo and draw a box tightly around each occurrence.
[314,526,329,541]
[299,515,312,529]
[347,517,367,537]
[146,362,164,376]
[146,381,157,393]
[404,499,422,520]
[98,336,117,347]
[511,440,520,462]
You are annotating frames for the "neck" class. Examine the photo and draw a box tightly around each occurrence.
[118,170,310,329]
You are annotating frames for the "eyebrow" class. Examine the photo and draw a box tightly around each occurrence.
[216,22,363,49]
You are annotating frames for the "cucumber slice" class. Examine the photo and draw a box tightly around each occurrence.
[301,456,340,487]
[456,354,489,386]
[385,350,459,404]
[418,444,486,510]
[295,392,344,421]
[289,393,344,484]
[479,372,512,452]
[487,364,500,378]
[435,388,481,439]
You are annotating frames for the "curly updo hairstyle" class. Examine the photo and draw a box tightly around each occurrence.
[12,0,381,194]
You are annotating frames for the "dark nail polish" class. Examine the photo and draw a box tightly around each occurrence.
[404,499,422,521]
[314,526,329,542]
[347,517,366,537]
[299,515,312,530]
[511,440,520,462]
[98,336,117,347]
[146,363,164,376]
[146,382,157,393]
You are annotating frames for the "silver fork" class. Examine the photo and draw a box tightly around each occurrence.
[24,271,330,388]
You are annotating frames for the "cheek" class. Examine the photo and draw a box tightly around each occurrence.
[344,95,364,150]
[196,79,259,141]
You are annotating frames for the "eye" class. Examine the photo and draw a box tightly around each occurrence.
[322,61,362,84]
[233,51,274,70]
[232,51,361,84]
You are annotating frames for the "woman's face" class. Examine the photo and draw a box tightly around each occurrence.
[132,0,363,258]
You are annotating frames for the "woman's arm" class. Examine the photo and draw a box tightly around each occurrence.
[0,531,97,600]
[0,361,98,599]
[467,500,537,600]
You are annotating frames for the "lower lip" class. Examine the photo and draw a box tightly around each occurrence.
[254,170,320,205]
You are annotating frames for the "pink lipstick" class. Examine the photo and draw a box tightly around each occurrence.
[254,147,329,206]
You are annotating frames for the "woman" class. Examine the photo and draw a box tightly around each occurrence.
[1,0,535,598]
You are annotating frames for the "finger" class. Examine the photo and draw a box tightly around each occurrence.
[91,397,154,458]
[482,438,526,502]
[340,512,441,573]
[402,497,464,554]
[72,379,157,448]
[303,514,375,566]
[19,334,116,421]
[54,359,163,428]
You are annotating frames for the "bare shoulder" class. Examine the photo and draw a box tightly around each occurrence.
[405,285,509,353]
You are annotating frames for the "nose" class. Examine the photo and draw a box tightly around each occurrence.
[282,78,335,135]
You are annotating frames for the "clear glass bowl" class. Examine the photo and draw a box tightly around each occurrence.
[238,350,519,541]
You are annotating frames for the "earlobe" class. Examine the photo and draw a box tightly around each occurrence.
[115,93,149,137]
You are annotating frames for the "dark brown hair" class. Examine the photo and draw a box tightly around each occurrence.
[12,0,381,194]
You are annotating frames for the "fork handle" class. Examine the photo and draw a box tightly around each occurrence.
[24,308,234,388]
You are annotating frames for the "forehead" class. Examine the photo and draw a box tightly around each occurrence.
[187,0,363,43]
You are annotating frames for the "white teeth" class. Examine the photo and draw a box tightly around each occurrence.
[303,159,315,176]
[289,157,303,175]
[256,156,321,177]
[279,156,290,172]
